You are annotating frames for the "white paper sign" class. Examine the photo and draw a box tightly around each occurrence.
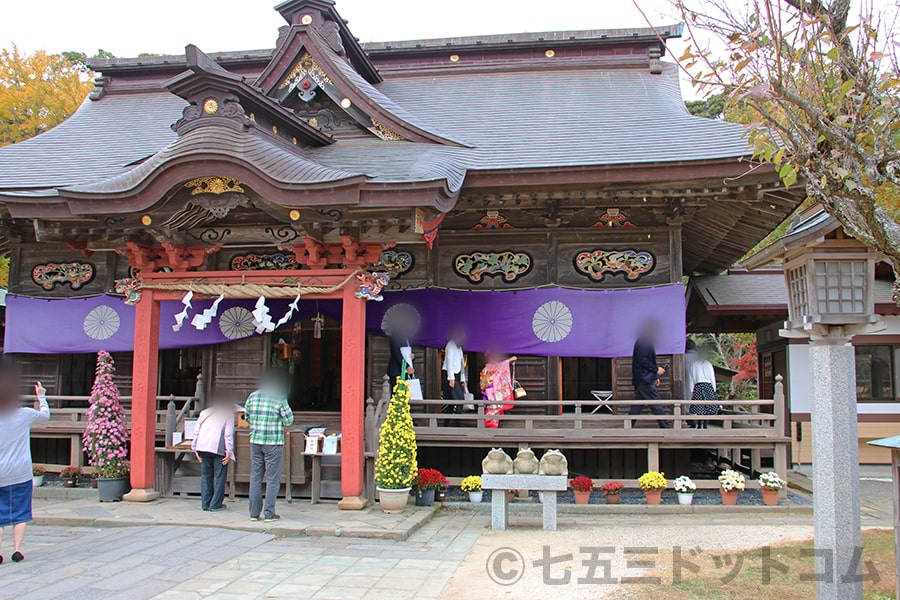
[323,436,339,455]
[304,436,321,454]
[183,419,198,440]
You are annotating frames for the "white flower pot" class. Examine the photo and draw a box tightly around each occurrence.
[377,487,412,514]
[32,476,44,488]
[468,491,483,503]
[677,492,694,505]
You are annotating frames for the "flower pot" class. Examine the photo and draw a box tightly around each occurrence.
[761,488,779,506]
[468,491,483,503]
[377,487,412,514]
[677,492,694,506]
[415,488,436,507]
[32,476,44,488]
[90,478,98,489]
[573,490,591,505]
[643,489,663,505]
[605,493,621,505]
[436,488,447,502]
[97,477,130,503]
[507,490,516,503]
[720,489,740,505]
[62,478,78,488]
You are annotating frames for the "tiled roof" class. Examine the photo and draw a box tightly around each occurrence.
[0,93,184,190]
[0,63,749,193]
[692,272,788,308]
[64,125,362,196]
[692,271,896,307]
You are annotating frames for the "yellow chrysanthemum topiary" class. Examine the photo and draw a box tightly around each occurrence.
[375,379,418,490]
[460,475,482,492]
[638,471,667,491]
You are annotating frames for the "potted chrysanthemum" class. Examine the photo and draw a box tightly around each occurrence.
[461,475,482,502]
[374,379,418,514]
[570,476,594,504]
[600,481,624,504]
[32,466,45,488]
[414,468,447,506]
[638,471,667,505]
[82,351,131,502]
[758,472,786,506]
[718,469,746,505]
[673,475,696,505]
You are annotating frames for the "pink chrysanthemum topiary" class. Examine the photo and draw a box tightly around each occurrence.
[82,350,130,479]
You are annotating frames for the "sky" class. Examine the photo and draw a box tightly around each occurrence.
[0,0,682,57]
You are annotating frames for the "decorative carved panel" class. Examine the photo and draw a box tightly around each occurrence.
[592,208,635,228]
[230,252,299,271]
[372,250,414,277]
[573,249,656,282]
[184,177,245,196]
[453,251,532,283]
[31,262,96,290]
[473,210,514,230]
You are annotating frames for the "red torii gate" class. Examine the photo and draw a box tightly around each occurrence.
[122,244,381,511]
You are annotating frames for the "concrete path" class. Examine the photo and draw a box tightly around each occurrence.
[32,493,434,540]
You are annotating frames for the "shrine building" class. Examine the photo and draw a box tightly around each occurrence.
[0,0,800,506]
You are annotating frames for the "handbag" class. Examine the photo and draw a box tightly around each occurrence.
[511,363,527,398]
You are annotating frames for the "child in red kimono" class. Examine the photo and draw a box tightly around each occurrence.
[480,352,517,428]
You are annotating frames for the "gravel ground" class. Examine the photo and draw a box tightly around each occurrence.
[441,513,816,600]
[444,487,811,506]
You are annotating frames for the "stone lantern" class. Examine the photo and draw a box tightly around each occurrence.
[745,208,883,600]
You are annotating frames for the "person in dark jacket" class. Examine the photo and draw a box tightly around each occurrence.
[629,321,671,428]
[386,334,414,385]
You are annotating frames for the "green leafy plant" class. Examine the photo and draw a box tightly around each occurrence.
[374,379,418,489]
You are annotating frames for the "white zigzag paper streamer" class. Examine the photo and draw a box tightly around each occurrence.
[275,294,301,329]
[252,296,275,334]
[172,291,194,332]
[191,294,224,331]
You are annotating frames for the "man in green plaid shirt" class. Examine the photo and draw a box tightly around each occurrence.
[244,373,294,522]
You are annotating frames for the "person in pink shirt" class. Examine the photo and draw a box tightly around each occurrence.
[191,394,236,512]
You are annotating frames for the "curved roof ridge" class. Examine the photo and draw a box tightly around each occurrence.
[62,124,362,197]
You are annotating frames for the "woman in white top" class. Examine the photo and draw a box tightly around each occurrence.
[687,347,720,429]
[0,363,49,564]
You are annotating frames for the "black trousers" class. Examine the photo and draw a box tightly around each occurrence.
[628,380,670,428]
[441,370,464,425]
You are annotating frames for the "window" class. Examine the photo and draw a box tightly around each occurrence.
[855,345,895,401]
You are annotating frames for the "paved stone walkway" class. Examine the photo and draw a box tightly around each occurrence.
[32,494,433,540]
[2,511,484,600]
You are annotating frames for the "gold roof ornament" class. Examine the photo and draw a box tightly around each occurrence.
[184,177,245,196]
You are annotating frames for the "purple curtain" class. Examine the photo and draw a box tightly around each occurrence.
[4,284,685,358]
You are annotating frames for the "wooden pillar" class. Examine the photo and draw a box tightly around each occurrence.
[124,289,161,502]
[338,284,368,510]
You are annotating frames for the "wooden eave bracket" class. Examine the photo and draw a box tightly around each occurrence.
[118,242,220,271]
[280,237,392,268]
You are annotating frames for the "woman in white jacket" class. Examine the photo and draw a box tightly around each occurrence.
[0,363,48,564]
[687,347,720,429]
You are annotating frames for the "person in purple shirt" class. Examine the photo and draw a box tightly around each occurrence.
[0,361,49,564]
[192,394,236,512]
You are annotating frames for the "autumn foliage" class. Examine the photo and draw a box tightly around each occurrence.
[0,45,92,146]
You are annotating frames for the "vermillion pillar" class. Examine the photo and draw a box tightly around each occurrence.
[338,284,367,510]
[124,290,161,502]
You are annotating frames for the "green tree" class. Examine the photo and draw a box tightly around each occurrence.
[685,91,726,119]
[662,0,900,303]
[0,45,92,146]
